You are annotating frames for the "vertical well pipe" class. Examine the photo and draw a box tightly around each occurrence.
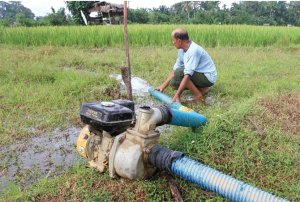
[122,1,133,100]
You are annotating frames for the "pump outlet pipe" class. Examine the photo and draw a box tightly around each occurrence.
[148,145,289,202]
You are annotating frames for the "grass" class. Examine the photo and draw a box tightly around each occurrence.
[0,24,300,48]
[0,46,121,144]
[0,34,299,201]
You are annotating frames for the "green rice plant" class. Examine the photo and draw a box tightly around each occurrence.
[0,25,4,43]
[0,25,299,48]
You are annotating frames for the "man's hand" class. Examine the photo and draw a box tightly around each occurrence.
[155,71,175,92]
[171,94,181,103]
[155,85,166,92]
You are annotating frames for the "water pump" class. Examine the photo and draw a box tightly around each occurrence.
[76,99,204,179]
[76,98,288,201]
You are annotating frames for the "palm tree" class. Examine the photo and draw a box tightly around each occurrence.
[182,1,193,20]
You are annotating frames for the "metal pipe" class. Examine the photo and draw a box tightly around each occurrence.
[171,156,289,202]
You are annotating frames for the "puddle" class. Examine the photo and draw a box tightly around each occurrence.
[109,74,175,134]
[0,127,82,193]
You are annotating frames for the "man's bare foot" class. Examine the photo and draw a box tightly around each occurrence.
[183,95,203,103]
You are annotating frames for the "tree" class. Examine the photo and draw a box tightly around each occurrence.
[128,8,149,23]
[0,1,34,26]
[230,2,255,24]
[169,1,193,22]
[218,4,231,24]
[148,6,170,24]
[287,1,300,26]
[62,1,300,26]
[44,7,68,26]
[199,1,221,24]
[181,1,193,21]
[15,12,35,26]
[66,1,96,25]
[273,1,288,25]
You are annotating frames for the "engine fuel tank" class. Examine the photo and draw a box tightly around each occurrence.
[80,100,134,135]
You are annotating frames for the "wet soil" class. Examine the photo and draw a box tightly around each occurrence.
[0,75,215,192]
[0,127,82,192]
[0,76,174,192]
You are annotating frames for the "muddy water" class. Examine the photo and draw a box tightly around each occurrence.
[0,76,174,192]
[110,74,151,97]
[0,127,82,192]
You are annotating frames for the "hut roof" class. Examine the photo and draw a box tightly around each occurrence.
[89,1,123,13]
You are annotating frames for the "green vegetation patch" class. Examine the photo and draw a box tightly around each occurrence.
[0,45,121,144]
[0,44,299,201]
[0,25,299,48]
[1,164,173,202]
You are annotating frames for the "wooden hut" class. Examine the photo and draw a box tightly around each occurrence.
[88,1,123,25]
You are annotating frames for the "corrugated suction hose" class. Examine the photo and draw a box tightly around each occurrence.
[148,145,289,202]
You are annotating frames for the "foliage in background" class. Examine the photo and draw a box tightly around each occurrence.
[0,1,300,26]
[40,7,69,26]
[0,24,299,48]
[0,1,71,26]
[0,1,34,26]
[65,1,96,25]
[128,1,300,26]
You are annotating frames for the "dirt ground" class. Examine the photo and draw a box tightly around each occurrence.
[259,92,300,136]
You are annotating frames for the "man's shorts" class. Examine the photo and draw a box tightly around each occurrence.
[170,67,214,89]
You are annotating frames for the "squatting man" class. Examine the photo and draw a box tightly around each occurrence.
[155,28,217,103]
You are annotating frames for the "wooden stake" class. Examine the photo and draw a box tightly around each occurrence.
[161,171,184,202]
[122,1,133,100]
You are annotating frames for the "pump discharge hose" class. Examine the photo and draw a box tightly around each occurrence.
[158,105,207,128]
[148,87,187,110]
[148,145,289,202]
[149,88,208,127]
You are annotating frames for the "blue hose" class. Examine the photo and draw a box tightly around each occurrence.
[171,156,289,202]
[148,87,186,110]
[149,87,207,127]
[170,108,207,128]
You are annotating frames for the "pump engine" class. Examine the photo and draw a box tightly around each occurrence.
[77,100,165,179]
[76,99,207,179]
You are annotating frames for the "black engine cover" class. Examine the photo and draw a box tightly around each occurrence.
[80,100,134,136]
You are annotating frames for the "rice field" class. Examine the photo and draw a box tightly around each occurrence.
[0,24,299,47]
